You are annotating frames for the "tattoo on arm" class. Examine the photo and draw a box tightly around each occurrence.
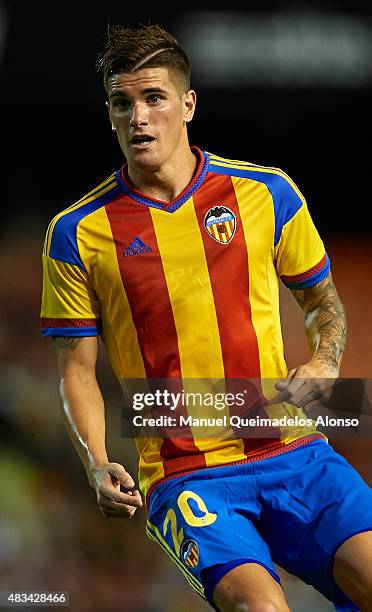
[291,274,347,371]
[52,337,81,350]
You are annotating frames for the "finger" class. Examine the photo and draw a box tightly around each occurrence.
[107,463,135,489]
[111,489,142,506]
[274,369,297,391]
[99,496,140,514]
[100,505,137,519]
[291,380,334,408]
[270,377,307,405]
[289,384,319,408]
[125,490,143,507]
[99,488,143,507]
[295,391,318,408]
[131,489,141,502]
[103,491,142,507]
[303,400,328,417]
[100,501,131,513]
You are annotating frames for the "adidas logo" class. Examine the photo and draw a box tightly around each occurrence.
[124,237,152,257]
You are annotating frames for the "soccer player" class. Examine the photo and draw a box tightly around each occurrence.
[41,24,372,611]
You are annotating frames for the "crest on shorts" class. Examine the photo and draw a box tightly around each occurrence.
[204,205,236,244]
[180,538,199,568]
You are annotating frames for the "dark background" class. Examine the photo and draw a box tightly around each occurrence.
[1,0,372,238]
[0,3,371,611]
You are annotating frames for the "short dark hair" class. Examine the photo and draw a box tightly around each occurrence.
[98,24,191,95]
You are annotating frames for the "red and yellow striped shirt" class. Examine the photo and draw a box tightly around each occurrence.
[41,148,329,499]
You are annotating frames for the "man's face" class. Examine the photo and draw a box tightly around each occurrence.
[107,67,196,170]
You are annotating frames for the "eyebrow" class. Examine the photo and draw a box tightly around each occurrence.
[109,87,167,99]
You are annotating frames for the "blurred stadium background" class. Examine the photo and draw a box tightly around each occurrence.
[1,1,372,610]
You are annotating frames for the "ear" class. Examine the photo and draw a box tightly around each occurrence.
[106,100,116,131]
[183,90,197,123]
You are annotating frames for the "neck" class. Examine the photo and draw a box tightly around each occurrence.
[126,147,198,203]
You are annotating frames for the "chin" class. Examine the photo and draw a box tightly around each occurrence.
[129,151,162,170]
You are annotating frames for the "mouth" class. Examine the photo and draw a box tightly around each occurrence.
[130,135,155,149]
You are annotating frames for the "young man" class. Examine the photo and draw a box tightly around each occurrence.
[41,24,372,611]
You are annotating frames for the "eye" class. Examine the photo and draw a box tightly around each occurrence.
[147,94,162,104]
[112,99,130,110]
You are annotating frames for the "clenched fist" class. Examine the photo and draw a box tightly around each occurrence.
[90,462,143,518]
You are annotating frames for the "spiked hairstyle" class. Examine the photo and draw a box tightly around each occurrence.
[98,24,191,96]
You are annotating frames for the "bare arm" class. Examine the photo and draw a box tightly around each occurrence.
[291,272,347,374]
[54,336,108,484]
[273,272,347,410]
[53,336,142,517]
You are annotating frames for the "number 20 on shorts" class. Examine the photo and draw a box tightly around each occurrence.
[163,490,217,554]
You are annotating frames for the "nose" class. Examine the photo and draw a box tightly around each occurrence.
[129,102,149,128]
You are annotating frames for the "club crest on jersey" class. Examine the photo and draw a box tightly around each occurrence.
[180,538,199,568]
[204,206,236,244]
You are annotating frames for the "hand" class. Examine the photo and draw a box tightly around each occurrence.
[270,358,339,414]
[90,462,143,518]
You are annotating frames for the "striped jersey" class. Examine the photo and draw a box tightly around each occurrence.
[41,147,329,500]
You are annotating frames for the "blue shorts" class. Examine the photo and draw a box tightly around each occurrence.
[146,440,372,611]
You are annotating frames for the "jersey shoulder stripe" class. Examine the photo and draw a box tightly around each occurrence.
[43,173,117,256]
[281,254,330,289]
[208,152,303,199]
[45,176,121,269]
[207,152,305,246]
